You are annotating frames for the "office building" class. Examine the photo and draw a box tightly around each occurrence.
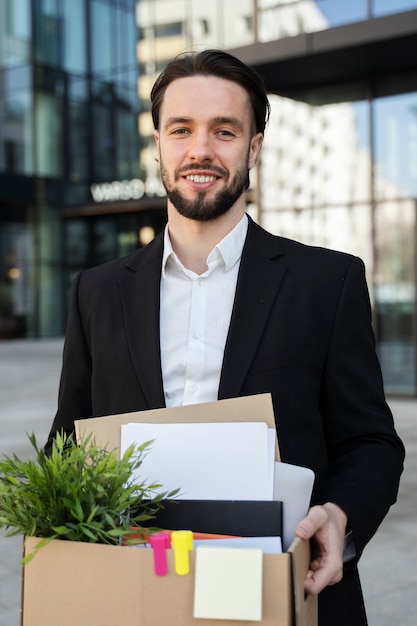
[0,0,166,341]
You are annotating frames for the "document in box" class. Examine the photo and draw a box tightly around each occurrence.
[274,461,315,550]
[120,422,276,500]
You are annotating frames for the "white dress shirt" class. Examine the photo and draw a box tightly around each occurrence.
[160,214,248,407]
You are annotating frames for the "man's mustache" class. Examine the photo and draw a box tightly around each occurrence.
[176,164,228,178]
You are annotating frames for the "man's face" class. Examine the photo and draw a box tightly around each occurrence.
[154,75,263,222]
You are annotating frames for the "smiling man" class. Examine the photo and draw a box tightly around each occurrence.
[46,49,404,626]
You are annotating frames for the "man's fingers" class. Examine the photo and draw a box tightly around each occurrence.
[295,505,329,539]
[295,503,346,594]
[304,564,344,595]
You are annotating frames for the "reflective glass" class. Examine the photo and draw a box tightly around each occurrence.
[373,0,417,16]
[256,0,416,42]
[220,0,254,47]
[257,0,367,41]
[94,219,117,265]
[262,204,373,271]
[261,95,371,211]
[138,0,254,51]
[116,81,140,109]
[61,0,87,73]
[91,0,113,79]
[375,200,416,394]
[314,0,368,25]
[0,0,31,68]
[37,263,65,336]
[0,222,34,339]
[0,88,34,175]
[34,0,60,67]
[374,92,417,200]
[65,218,89,267]
[68,77,89,181]
[35,92,63,177]
[118,4,138,80]
[3,65,32,91]
[36,198,65,337]
[91,96,114,180]
[116,109,140,179]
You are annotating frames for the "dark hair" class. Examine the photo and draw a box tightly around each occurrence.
[150,49,270,134]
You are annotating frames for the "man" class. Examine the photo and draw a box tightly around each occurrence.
[46,49,404,625]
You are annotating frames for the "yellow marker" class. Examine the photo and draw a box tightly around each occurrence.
[171,530,193,576]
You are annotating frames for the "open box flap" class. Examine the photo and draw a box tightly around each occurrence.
[288,537,318,626]
[75,393,280,461]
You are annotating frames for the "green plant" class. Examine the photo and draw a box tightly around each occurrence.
[0,431,179,563]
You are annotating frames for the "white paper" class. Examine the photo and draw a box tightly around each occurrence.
[121,422,275,501]
[273,461,315,550]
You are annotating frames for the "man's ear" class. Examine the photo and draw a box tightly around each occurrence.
[248,132,263,169]
[153,130,160,164]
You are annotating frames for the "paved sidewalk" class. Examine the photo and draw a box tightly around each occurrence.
[0,339,416,625]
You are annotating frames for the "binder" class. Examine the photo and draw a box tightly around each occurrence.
[145,499,283,537]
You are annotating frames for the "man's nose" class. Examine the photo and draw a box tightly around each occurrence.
[188,130,214,161]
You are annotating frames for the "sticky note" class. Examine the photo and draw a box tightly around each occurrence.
[193,546,263,621]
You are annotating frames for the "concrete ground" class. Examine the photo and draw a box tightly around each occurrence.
[0,338,416,625]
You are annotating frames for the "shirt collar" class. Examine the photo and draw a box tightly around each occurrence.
[162,214,248,277]
[213,213,248,271]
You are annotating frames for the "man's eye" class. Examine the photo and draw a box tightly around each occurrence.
[172,128,189,135]
[218,130,235,138]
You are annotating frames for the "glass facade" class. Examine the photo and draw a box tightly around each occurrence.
[256,0,417,37]
[373,92,417,394]
[0,0,164,340]
[375,200,416,395]
[260,90,417,396]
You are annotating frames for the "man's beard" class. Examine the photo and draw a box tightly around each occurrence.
[160,160,250,222]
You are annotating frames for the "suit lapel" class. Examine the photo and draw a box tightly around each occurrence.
[218,219,288,399]
[118,235,166,408]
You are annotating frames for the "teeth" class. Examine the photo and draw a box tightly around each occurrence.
[187,175,216,183]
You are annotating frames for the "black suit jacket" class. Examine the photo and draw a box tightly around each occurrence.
[47,216,404,625]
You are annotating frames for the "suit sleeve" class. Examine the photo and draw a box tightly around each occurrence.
[319,256,404,558]
[44,272,93,454]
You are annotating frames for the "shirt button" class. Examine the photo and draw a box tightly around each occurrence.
[198,279,205,286]
[189,386,196,395]
[192,332,200,340]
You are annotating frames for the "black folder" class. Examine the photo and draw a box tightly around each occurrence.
[147,500,283,537]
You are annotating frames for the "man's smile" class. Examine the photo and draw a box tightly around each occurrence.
[185,174,218,183]
[183,172,222,190]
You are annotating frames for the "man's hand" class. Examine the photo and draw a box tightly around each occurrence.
[295,502,348,595]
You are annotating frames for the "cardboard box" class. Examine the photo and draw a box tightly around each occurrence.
[20,393,317,626]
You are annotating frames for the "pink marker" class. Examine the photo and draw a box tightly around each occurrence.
[150,531,171,576]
